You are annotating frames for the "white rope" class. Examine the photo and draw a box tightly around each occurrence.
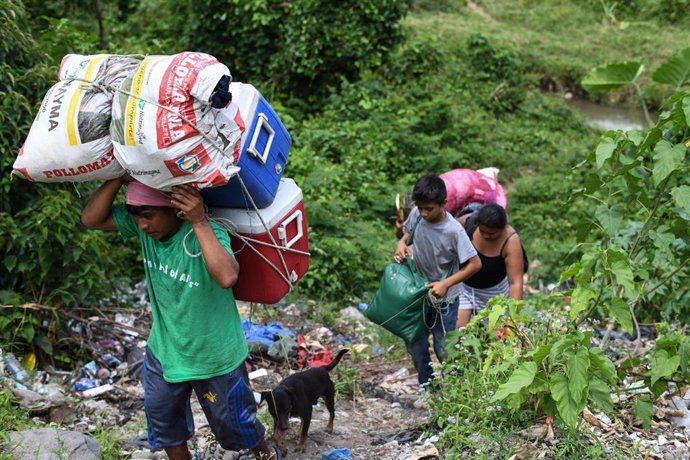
[235,174,292,278]
[69,75,232,159]
[210,216,311,288]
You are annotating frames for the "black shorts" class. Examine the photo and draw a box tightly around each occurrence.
[143,348,266,451]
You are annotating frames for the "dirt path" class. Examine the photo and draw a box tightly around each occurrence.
[185,356,435,460]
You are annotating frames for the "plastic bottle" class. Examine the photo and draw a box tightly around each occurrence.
[4,353,30,383]
[383,367,410,382]
[74,379,99,391]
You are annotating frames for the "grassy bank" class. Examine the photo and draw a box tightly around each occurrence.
[406,0,690,105]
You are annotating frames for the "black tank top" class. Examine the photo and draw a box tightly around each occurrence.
[464,232,516,289]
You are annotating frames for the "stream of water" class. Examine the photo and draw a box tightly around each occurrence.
[565,98,650,131]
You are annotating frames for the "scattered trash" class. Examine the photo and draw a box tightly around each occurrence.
[248,368,268,380]
[268,333,298,361]
[322,447,352,460]
[403,445,439,460]
[384,367,410,382]
[74,379,99,392]
[21,352,36,371]
[102,353,122,367]
[5,352,31,384]
[77,383,114,398]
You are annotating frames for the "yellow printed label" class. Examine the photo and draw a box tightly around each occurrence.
[202,392,217,403]
[124,58,152,146]
[66,56,107,146]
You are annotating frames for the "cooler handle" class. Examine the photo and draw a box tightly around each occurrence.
[278,210,303,249]
[247,113,274,165]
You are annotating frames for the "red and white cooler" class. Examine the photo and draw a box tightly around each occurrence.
[211,178,309,304]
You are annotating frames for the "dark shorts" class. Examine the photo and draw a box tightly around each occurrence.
[143,348,266,451]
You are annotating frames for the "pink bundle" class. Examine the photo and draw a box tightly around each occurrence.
[440,167,507,214]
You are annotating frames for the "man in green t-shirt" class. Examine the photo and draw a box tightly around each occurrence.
[81,177,280,460]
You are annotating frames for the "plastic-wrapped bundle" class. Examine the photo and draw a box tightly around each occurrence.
[440,167,508,214]
[110,52,244,190]
[13,54,141,182]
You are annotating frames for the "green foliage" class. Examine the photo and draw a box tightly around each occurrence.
[581,61,645,93]
[334,366,361,400]
[2,189,138,306]
[0,1,140,358]
[652,47,690,89]
[565,88,690,324]
[141,0,407,108]
[0,387,32,432]
[467,34,523,85]
[617,326,690,401]
[634,395,654,430]
[572,0,690,23]
[431,295,618,441]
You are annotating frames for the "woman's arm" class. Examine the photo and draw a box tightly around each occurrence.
[503,233,525,300]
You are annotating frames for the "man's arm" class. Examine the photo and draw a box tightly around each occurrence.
[81,177,126,231]
[171,185,239,289]
[426,255,481,298]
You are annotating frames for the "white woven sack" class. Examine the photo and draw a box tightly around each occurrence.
[13,54,140,182]
[110,52,243,191]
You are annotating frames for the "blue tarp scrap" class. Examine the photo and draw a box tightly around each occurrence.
[322,448,352,460]
[242,320,296,347]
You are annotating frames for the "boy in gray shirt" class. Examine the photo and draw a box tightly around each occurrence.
[395,174,481,387]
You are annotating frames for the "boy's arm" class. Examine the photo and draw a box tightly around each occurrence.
[427,255,481,298]
[81,177,127,231]
[171,185,239,289]
[394,232,411,262]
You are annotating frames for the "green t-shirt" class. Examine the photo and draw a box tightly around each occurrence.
[112,204,248,382]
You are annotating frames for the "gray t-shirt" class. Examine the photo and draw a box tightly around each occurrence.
[404,207,477,302]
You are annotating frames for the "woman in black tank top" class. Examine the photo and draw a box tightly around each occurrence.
[455,203,525,328]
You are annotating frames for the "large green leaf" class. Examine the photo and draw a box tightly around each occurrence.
[652,47,690,88]
[589,347,618,384]
[566,347,590,404]
[607,248,635,298]
[595,137,617,169]
[652,140,687,186]
[595,203,624,236]
[670,185,690,214]
[680,339,690,375]
[491,361,537,401]
[551,371,581,430]
[488,301,506,329]
[533,344,553,365]
[582,61,644,93]
[637,127,662,153]
[607,298,633,334]
[651,350,680,386]
[634,395,654,430]
[569,286,595,321]
[589,376,613,413]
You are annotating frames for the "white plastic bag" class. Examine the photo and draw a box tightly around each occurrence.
[110,52,243,190]
[13,54,140,182]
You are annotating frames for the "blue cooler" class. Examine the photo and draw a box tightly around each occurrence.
[201,82,291,208]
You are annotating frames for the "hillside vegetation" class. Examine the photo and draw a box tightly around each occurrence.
[1,3,690,455]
